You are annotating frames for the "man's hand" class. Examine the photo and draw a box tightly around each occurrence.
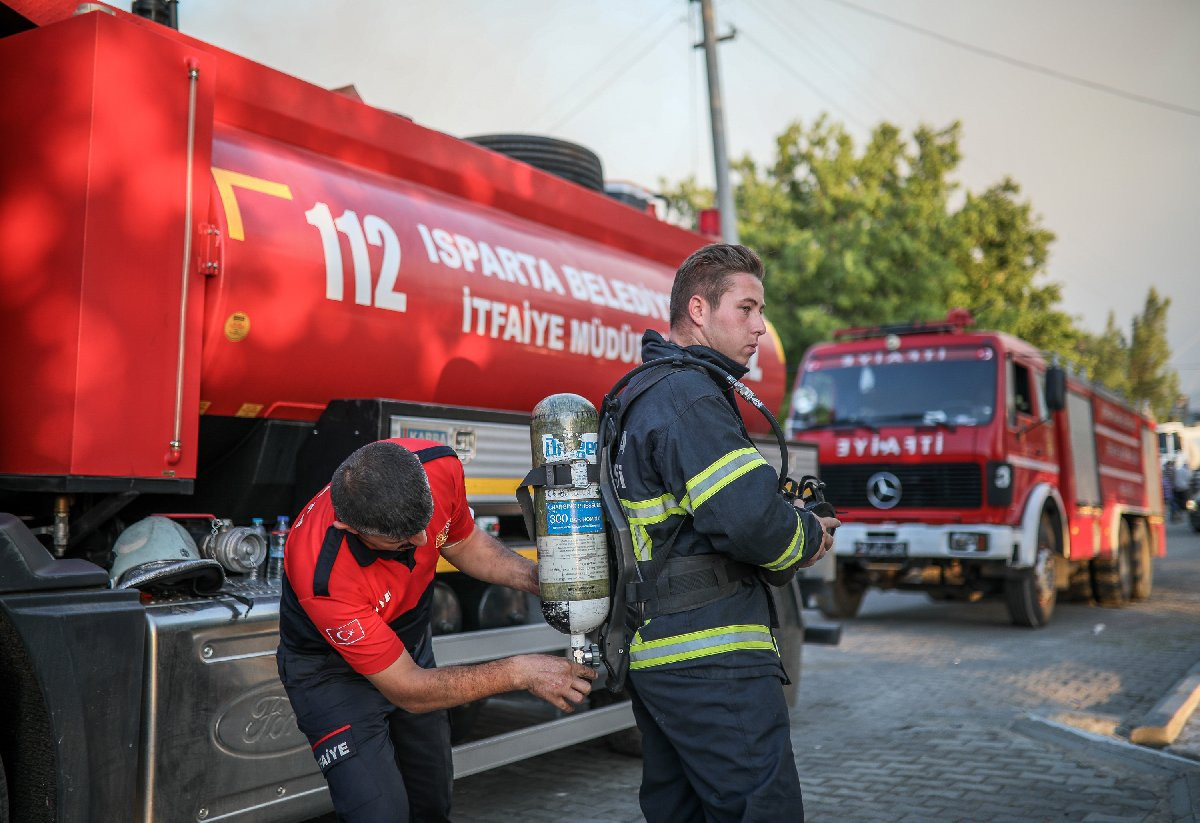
[510,654,596,712]
[798,514,841,568]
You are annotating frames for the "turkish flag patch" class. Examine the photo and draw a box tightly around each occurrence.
[324,618,366,646]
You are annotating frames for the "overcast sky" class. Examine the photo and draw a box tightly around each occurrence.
[180,0,1200,409]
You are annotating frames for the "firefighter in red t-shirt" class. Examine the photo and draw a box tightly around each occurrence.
[277,439,594,822]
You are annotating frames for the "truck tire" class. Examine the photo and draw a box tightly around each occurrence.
[1005,512,1058,627]
[816,566,864,619]
[1092,519,1134,607]
[465,134,605,192]
[1130,519,1153,601]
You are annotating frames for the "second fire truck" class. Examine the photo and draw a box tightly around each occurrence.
[788,310,1165,627]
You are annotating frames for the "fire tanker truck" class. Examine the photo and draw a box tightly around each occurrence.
[788,310,1165,627]
[0,3,821,821]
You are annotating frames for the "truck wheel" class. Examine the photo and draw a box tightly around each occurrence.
[1063,561,1093,603]
[1005,512,1058,627]
[1130,519,1153,601]
[1092,519,1134,607]
[816,567,864,619]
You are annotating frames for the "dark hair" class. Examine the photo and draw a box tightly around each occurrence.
[330,441,434,540]
[669,243,765,329]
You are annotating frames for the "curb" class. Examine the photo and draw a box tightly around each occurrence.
[1131,662,1200,747]
[1014,715,1199,776]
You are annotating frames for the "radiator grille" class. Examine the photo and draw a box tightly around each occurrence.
[821,462,982,509]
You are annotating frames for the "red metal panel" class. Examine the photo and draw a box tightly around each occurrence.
[1091,394,1149,506]
[0,13,213,479]
[198,127,786,419]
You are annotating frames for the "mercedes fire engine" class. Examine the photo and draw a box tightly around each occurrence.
[0,4,821,822]
[788,310,1165,627]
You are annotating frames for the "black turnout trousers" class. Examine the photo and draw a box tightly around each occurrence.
[278,629,452,823]
[629,667,804,823]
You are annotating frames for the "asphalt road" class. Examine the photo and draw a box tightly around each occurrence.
[447,518,1200,822]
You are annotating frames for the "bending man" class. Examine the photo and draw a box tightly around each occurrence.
[277,438,595,822]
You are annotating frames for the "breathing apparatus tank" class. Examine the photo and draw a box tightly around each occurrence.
[526,393,611,665]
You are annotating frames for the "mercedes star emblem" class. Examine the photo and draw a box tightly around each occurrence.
[866,471,902,509]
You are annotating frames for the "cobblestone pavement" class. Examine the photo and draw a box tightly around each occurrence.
[451,520,1200,822]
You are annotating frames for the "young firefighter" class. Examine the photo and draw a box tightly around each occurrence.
[277,439,595,822]
[614,244,839,822]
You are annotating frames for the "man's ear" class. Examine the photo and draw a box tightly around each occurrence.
[688,294,707,326]
[332,520,356,535]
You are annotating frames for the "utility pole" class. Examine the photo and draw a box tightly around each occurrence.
[696,0,738,244]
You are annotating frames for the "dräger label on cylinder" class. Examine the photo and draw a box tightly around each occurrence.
[544,499,604,535]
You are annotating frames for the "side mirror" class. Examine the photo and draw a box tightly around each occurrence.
[1045,366,1066,412]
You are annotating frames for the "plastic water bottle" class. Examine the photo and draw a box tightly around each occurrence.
[268,515,290,581]
[249,517,268,580]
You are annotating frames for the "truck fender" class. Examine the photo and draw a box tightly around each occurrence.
[1014,483,1068,568]
[1103,505,1150,557]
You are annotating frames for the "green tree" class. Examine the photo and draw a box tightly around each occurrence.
[662,117,1069,382]
[1074,312,1131,397]
[947,179,1076,358]
[1127,288,1180,420]
[733,117,962,373]
[657,176,712,229]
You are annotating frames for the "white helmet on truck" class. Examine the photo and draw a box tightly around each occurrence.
[109,516,225,595]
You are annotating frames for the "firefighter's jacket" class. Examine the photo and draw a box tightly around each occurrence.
[615,331,825,679]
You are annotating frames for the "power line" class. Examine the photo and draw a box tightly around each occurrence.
[530,3,677,131]
[791,1,925,119]
[736,27,871,131]
[821,0,1200,119]
[540,10,685,134]
[743,0,919,122]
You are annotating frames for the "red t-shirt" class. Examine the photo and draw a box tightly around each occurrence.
[281,438,474,675]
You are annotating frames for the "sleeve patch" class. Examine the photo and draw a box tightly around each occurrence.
[324,618,366,646]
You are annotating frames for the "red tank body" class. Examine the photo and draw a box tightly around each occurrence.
[0,3,785,485]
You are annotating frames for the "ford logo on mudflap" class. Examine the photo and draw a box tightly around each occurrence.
[867,471,902,509]
[214,686,308,756]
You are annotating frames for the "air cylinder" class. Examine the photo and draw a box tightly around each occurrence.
[529,393,611,658]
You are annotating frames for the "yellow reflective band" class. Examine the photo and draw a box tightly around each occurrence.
[634,524,652,562]
[686,448,768,510]
[628,624,778,669]
[621,493,691,562]
[622,492,692,520]
[764,509,805,571]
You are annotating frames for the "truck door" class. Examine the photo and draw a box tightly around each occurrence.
[1005,356,1057,502]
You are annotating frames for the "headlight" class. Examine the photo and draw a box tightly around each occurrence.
[949,532,989,552]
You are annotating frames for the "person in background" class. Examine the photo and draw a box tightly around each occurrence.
[1173,460,1192,521]
[1164,459,1179,521]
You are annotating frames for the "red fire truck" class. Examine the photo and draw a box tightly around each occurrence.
[0,4,821,822]
[788,310,1165,627]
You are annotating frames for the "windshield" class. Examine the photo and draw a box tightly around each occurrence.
[789,344,997,432]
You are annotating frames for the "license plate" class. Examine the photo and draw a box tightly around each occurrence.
[854,540,908,559]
